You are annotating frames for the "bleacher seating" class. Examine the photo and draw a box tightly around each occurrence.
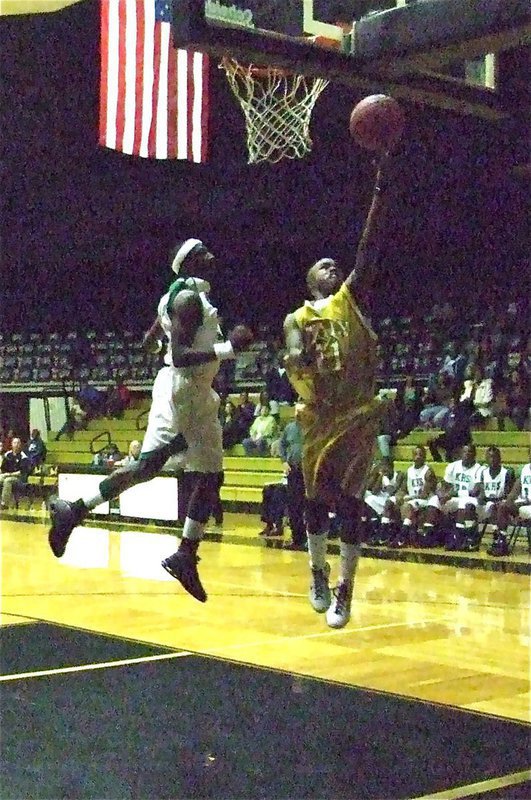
[40,394,529,512]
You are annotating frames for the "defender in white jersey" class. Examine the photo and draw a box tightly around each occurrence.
[439,444,484,551]
[394,446,440,547]
[48,240,252,602]
[488,460,531,556]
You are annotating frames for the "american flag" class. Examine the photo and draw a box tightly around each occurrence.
[99,0,209,162]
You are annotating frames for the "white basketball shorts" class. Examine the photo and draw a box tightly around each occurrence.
[141,366,223,474]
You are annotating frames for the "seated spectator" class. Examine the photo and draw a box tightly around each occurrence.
[242,403,278,456]
[2,428,15,451]
[427,395,473,462]
[220,400,245,449]
[487,460,530,556]
[254,390,279,422]
[114,440,141,467]
[237,391,256,436]
[264,354,297,406]
[419,374,454,428]
[460,365,494,427]
[0,437,32,509]
[104,443,122,468]
[92,443,122,468]
[394,378,423,439]
[439,341,468,388]
[26,429,47,470]
[497,369,530,431]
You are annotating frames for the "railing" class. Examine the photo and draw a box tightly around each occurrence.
[90,431,111,455]
[136,409,149,432]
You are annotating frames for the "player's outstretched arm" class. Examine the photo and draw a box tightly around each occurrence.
[345,154,391,300]
[142,316,164,353]
[283,312,310,374]
[170,292,252,368]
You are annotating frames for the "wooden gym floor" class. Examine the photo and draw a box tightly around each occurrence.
[1,511,530,799]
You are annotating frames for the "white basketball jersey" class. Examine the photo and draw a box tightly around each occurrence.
[381,471,399,496]
[518,463,531,502]
[158,279,221,387]
[480,466,509,500]
[407,464,429,497]
[444,460,483,496]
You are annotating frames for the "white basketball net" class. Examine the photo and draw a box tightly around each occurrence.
[220,57,329,165]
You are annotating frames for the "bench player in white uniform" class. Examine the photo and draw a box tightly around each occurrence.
[474,446,513,522]
[487,460,531,556]
[394,446,440,547]
[363,457,402,544]
[48,240,252,602]
[438,443,484,551]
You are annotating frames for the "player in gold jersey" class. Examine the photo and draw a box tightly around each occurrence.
[284,156,390,628]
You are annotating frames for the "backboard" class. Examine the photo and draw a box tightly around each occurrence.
[171,1,531,119]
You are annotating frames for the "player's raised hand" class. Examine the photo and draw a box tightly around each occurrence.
[228,324,254,352]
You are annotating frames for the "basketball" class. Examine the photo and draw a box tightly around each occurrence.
[349,95,405,153]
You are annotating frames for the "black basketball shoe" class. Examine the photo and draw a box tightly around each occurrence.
[162,550,207,602]
[48,497,86,558]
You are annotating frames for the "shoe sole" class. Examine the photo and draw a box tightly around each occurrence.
[326,613,351,630]
[161,558,207,603]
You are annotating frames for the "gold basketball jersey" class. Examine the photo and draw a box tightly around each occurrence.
[287,283,378,411]
[286,283,381,501]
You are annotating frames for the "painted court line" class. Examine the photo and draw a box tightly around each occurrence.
[0,650,192,683]
[207,617,443,654]
[410,768,531,800]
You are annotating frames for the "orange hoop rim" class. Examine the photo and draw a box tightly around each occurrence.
[220,57,290,79]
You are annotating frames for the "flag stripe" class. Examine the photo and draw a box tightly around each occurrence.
[122,0,137,154]
[99,0,110,148]
[115,0,128,152]
[200,51,209,163]
[176,48,188,161]
[166,37,177,158]
[99,0,209,163]
[132,0,145,157]
[186,50,194,162]
[139,0,154,158]
[105,0,120,151]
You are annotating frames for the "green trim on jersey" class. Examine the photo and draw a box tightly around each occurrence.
[167,277,204,322]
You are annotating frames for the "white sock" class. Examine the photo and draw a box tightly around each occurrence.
[339,542,361,584]
[182,517,205,542]
[307,533,328,570]
[381,516,391,525]
[403,518,413,527]
[85,493,104,510]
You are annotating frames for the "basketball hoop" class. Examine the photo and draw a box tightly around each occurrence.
[220,57,329,165]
